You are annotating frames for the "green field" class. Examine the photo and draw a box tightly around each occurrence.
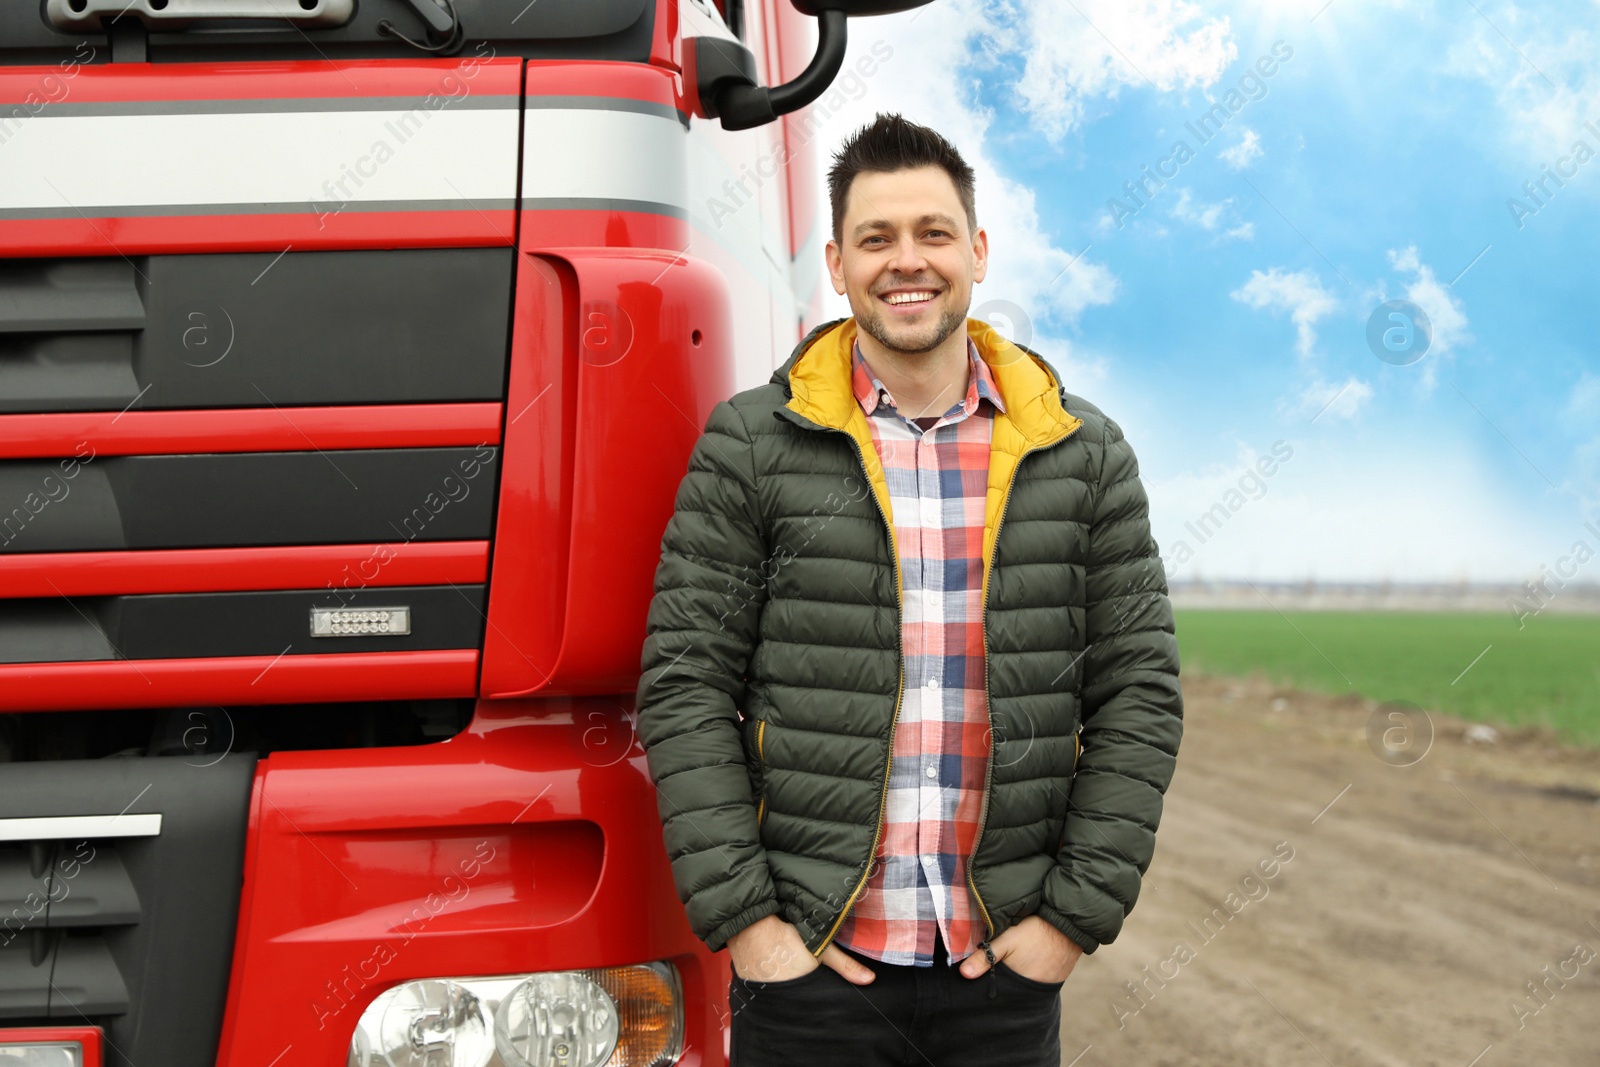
[1173,610,1600,745]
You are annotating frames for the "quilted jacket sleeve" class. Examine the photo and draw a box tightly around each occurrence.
[1039,414,1184,953]
[636,400,781,952]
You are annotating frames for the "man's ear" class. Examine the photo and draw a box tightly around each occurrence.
[825,239,847,296]
[971,226,989,285]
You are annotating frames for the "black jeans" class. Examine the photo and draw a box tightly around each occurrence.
[727,934,1063,1066]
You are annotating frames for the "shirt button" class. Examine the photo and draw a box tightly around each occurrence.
[925,678,940,690]
[925,764,937,779]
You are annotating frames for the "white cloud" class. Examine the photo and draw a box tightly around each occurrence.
[1443,8,1600,177]
[1170,188,1225,229]
[1230,267,1338,360]
[1169,188,1252,239]
[1219,127,1262,170]
[1009,0,1237,141]
[1232,267,1371,419]
[1383,244,1471,389]
[1300,375,1374,422]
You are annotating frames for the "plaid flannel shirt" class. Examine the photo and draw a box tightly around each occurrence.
[831,337,1006,968]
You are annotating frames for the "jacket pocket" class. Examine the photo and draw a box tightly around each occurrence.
[1054,730,1082,855]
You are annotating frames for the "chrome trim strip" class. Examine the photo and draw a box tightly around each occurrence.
[0,813,163,841]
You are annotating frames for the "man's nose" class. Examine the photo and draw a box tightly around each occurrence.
[886,234,928,275]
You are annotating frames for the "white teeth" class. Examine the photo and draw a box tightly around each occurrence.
[884,291,935,305]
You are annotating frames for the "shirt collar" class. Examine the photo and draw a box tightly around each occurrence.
[850,337,1007,421]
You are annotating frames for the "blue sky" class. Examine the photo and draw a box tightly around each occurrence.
[811,0,1598,583]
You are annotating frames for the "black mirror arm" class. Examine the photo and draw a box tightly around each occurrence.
[709,9,847,131]
[763,10,849,119]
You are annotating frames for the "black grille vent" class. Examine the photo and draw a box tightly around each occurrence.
[0,248,514,414]
[0,838,136,1018]
[0,755,254,1067]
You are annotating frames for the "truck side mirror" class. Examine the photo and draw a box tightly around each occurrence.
[690,0,936,131]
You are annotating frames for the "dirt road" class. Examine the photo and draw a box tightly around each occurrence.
[1060,674,1600,1066]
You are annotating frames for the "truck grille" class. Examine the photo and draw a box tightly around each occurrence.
[0,247,512,710]
[0,755,254,1067]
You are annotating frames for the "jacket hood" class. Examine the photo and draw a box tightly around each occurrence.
[770,317,1081,449]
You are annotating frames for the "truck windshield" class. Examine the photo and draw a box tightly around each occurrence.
[1,0,655,65]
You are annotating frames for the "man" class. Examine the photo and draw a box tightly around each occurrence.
[637,113,1182,1066]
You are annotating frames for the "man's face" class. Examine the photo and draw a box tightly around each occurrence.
[826,165,988,356]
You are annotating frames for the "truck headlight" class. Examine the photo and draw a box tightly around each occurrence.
[347,979,493,1067]
[348,963,683,1067]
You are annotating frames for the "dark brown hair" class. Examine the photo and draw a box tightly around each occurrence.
[827,113,977,245]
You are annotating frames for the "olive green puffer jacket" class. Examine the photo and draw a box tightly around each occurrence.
[637,316,1182,958]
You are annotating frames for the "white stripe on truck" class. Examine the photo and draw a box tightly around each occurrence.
[0,95,693,221]
[0,97,519,219]
[520,105,689,218]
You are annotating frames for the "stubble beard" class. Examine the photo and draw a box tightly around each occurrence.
[856,294,970,356]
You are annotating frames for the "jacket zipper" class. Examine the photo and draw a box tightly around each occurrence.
[812,429,904,959]
[970,417,1083,959]
[781,390,1080,958]
[756,720,768,826]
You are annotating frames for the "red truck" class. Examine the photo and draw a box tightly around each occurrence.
[0,2,925,1064]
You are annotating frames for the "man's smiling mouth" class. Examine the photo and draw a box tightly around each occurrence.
[880,289,939,306]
